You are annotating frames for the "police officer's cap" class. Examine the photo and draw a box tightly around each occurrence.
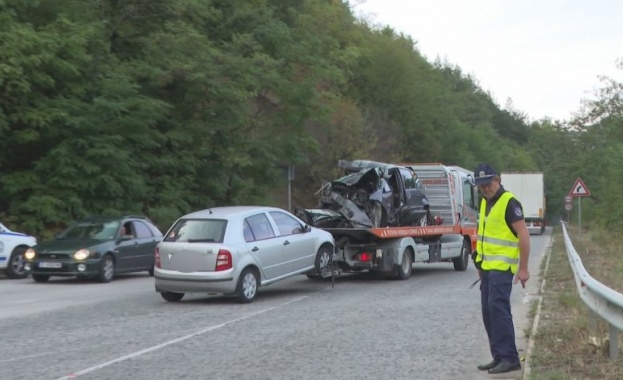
[473,163,497,186]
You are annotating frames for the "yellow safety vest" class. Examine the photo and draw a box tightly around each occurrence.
[476,192,520,273]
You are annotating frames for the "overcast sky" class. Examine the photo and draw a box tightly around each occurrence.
[352,0,623,122]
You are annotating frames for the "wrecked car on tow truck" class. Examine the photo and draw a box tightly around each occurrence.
[296,160,431,229]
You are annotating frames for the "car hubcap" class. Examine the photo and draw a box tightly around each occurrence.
[104,259,114,279]
[242,273,257,299]
[11,253,25,275]
[370,203,382,227]
[319,250,331,269]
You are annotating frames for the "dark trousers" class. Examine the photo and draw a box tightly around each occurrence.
[480,270,519,363]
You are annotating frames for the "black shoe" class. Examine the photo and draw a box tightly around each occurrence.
[477,360,500,371]
[488,361,521,374]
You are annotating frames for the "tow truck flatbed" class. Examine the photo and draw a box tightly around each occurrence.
[322,225,468,240]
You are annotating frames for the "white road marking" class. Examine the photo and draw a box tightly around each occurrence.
[0,351,56,363]
[55,295,310,380]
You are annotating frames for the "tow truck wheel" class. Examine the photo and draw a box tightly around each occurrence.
[395,247,413,280]
[453,239,470,271]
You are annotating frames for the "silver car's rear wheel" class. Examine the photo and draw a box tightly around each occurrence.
[236,268,258,303]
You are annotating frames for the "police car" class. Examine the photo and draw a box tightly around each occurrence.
[0,222,37,279]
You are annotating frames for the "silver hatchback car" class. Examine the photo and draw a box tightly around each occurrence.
[154,206,335,303]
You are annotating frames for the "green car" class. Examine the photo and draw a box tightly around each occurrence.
[24,215,163,283]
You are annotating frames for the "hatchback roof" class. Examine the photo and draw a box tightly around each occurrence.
[182,206,282,219]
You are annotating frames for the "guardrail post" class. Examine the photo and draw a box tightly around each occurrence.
[610,324,619,360]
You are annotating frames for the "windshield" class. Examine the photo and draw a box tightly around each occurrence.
[164,219,226,243]
[60,221,120,240]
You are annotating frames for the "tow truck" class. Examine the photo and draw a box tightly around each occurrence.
[304,162,479,280]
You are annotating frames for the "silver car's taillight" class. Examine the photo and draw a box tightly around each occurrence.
[215,249,232,271]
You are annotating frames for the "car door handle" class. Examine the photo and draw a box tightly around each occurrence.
[252,247,259,252]
[283,240,290,246]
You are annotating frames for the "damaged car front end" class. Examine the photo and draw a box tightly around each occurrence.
[296,160,431,229]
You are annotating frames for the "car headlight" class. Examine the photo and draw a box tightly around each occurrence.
[25,248,36,260]
[74,249,90,260]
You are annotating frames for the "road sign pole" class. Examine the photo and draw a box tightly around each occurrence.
[578,197,582,236]
[566,210,569,222]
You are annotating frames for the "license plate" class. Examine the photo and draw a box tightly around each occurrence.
[39,262,62,269]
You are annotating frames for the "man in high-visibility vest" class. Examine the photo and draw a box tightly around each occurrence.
[473,163,530,375]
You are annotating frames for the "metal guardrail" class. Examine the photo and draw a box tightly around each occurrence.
[561,222,623,360]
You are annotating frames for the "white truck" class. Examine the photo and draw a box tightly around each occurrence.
[500,172,546,235]
[299,161,480,280]
[0,222,37,278]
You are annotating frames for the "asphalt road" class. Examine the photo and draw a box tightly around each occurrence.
[0,230,550,380]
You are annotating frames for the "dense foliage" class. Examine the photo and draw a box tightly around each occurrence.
[0,0,621,235]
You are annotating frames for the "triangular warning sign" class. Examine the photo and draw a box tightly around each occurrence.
[569,178,590,197]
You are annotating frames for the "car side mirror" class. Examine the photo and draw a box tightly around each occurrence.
[304,224,312,233]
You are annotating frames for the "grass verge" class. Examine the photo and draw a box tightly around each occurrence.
[527,224,623,379]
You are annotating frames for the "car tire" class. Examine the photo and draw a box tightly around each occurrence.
[32,274,50,283]
[395,247,413,280]
[314,245,333,274]
[452,239,470,271]
[236,268,259,303]
[5,246,29,279]
[370,202,388,228]
[97,255,115,283]
[160,291,184,302]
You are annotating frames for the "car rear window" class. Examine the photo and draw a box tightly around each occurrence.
[164,219,226,243]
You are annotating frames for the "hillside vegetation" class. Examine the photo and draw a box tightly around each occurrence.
[1,0,621,234]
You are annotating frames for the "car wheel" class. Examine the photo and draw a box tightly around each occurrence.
[452,239,470,271]
[370,202,388,228]
[314,245,333,274]
[395,247,413,280]
[32,274,50,283]
[97,255,115,283]
[160,291,184,302]
[236,268,259,303]
[5,246,29,279]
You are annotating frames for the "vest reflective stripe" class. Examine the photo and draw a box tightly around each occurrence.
[482,254,519,265]
[476,191,520,273]
[477,235,519,248]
